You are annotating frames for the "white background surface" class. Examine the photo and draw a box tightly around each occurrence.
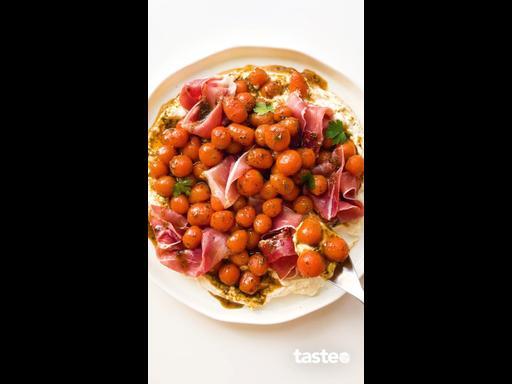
[148,0,364,383]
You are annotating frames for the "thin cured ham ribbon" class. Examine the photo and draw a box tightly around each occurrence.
[150,206,230,277]
[287,91,333,153]
[180,101,224,139]
[179,77,236,139]
[149,205,187,251]
[271,206,303,232]
[259,228,299,279]
[257,207,304,279]
[308,146,364,222]
[203,152,251,209]
[179,78,209,110]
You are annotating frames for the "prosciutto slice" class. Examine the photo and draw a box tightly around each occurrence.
[309,147,346,221]
[337,169,364,222]
[150,205,187,229]
[179,78,209,110]
[157,247,203,276]
[224,151,251,207]
[203,77,236,107]
[204,152,251,209]
[180,100,223,139]
[303,105,333,152]
[204,156,234,207]
[286,92,307,128]
[149,204,230,276]
[259,228,298,279]
[268,256,299,280]
[337,200,364,223]
[309,146,365,222]
[179,77,236,110]
[340,171,358,200]
[179,76,236,138]
[154,227,229,277]
[271,206,303,232]
[198,228,230,273]
[287,92,333,153]
[149,205,187,251]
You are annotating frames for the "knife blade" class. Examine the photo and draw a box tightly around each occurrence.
[327,256,364,303]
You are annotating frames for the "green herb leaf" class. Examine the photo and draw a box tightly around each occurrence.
[301,171,315,190]
[325,120,348,145]
[325,120,341,139]
[173,177,193,197]
[253,102,274,115]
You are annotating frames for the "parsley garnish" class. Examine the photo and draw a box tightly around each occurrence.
[253,102,274,115]
[301,171,315,190]
[325,120,348,145]
[173,177,193,197]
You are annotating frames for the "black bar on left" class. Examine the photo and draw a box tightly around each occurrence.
[9,2,149,382]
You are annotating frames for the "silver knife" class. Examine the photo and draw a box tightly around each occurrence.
[327,256,364,303]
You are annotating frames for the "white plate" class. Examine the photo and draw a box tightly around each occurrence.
[148,46,364,325]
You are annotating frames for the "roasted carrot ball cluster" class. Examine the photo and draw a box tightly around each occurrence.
[149,67,363,295]
[295,215,350,278]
